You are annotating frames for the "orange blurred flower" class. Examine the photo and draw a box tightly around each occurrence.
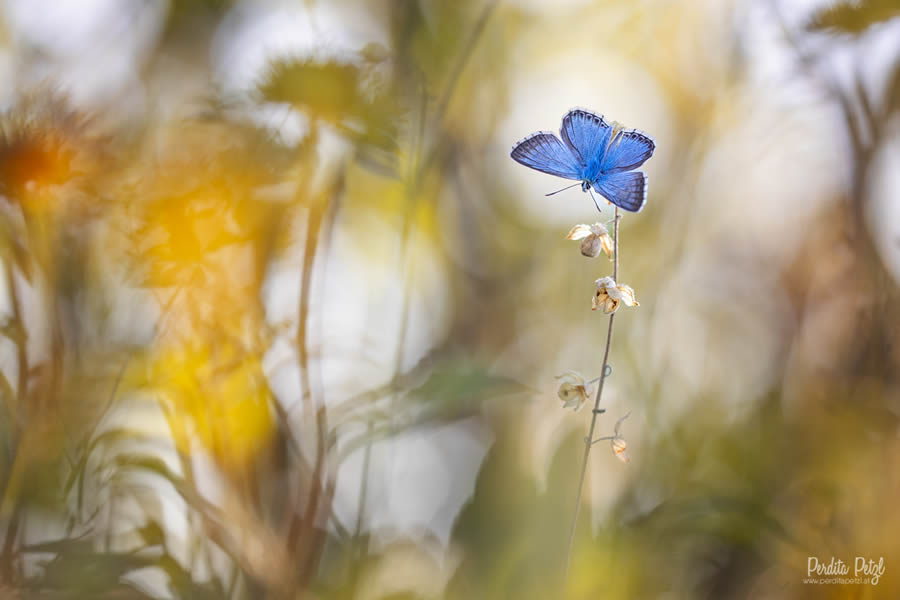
[0,95,101,218]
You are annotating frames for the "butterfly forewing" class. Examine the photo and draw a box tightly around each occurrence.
[560,109,612,179]
[601,130,655,174]
[510,132,582,180]
[593,171,648,212]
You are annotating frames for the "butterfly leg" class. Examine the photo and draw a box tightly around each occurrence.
[588,188,604,213]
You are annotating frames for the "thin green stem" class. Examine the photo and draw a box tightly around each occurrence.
[564,207,620,581]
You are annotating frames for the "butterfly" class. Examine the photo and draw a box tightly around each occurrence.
[510,108,655,212]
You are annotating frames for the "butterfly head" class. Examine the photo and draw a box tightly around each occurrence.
[581,180,591,192]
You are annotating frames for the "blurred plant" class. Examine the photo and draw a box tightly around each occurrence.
[0,94,117,596]
[254,3,506,597]
[794,0,900,238]
[807,0,900,35]
[258,57,399,153]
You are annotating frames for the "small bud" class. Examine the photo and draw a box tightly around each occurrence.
[610,436,629,463]
[610,411,631,463]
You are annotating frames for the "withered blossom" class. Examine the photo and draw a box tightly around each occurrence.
[555,370,595,411]
[567,222,614,258]
[592,276,639,314]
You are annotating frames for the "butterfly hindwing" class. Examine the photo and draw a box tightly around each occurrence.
[601,129,655,174]
[510,132,582,180]
[592,171,648,212]
[560,109,612,178]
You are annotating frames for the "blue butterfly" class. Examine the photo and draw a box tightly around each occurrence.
[510,108,655,212]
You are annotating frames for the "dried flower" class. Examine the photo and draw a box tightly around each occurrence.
[611,412,631,463]
[555,370,594,412]
[592,277,639,314]
[567,223,613,258]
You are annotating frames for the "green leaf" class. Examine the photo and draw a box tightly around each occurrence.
[335,357,531,463]
[135,520,166,548]
[405,361,531,420]
[0,316,25,345]
[114,454,185,491]
[808,0,900,34]
[158,553,226,599]
[27,545,159,598]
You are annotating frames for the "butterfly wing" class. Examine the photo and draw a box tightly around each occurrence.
[592,171,648,212]
[560,109,613,178]
[601,129,655,174]
[510,132,582,180]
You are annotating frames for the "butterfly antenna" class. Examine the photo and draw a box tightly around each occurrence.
[545,182,582,197]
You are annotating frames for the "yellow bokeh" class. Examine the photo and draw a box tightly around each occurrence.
[150,342,274,472]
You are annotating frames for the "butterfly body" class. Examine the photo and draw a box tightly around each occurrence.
[510,109,655,212]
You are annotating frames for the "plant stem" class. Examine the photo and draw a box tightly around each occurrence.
[564,207,620,580]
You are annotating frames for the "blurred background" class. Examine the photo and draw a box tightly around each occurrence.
[0,0,898,598]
